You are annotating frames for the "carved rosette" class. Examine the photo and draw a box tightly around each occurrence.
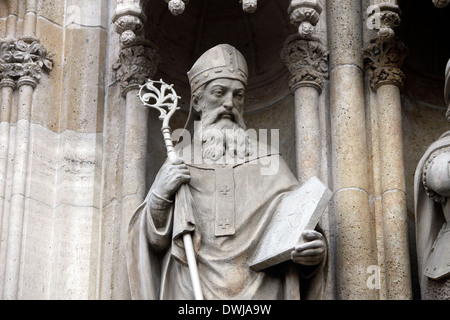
[163,0,258,15]
[114,15,144,48]
[241,0,258,13]
[164,0,189,15]
[367,3,402,40]
[0,38,53,89]
[281,34,328,93]
[288,0,323,39]
[364,37,409,92]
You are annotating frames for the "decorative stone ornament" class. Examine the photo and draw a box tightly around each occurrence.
[288,0,323,39]
[363,37,409,91]
[113,0,148,47]
[165,0,189,15]
[281,34,328,93]
[113,15,144,47]
[113,0,160,94]
[0,39,53,87]
[112,41,160,95]
[367,3,402,40]
[241,0,258,13]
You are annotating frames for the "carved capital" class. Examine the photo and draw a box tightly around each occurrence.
[281,34,328,93]
[367,3,401,40]
[433,0,450,8]
[112,40,160,96]
[112,1,160,95]
[0,38,53,87]
[288,0,323,39]
[364,37,409,91]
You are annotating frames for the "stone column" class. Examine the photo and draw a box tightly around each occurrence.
[281,35,328,185]
[281,1,328,299]
[3,76,37,299]
[0,79,15,208]
[283,0,327,183]
[364,1,412,299]
[5,0,19,39]
[0,3,20,286]
[327,0,378,299]
[0,78,15,296]
[109,1,160,299]
[23,0,38,39]
[0,0,52,298]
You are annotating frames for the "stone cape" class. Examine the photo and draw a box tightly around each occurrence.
[126,141,327,300]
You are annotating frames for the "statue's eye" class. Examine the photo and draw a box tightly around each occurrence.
[213,89,224,97]
[234,92,244,99]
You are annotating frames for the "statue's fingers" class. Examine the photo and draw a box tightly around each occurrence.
[295,239,324,252]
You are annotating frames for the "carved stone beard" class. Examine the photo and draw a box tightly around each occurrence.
[194,103,253,161]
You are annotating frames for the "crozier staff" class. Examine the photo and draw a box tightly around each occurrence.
[126,44,327,300]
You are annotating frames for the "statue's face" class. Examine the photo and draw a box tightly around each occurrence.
[198,78,246,126]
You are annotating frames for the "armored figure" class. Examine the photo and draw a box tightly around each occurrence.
[415,59,450,299]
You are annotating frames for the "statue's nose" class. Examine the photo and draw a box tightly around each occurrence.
[223,93,234,110]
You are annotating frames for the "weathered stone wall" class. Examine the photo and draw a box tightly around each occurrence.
[0,0,109,300]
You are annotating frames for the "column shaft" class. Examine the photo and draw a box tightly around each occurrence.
[0,82,15,298]
[5,0,19,38]
[294,86,321,184]
[23,0,38,38]
[327,0,378,299]
[2,81,35,299]
[376,83,412,299]
[115,88,149,299]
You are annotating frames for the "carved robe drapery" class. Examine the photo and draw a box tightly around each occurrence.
[415,131,450,299]
[126,144,326,300]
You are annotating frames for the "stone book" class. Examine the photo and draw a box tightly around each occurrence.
[249,177,333,271]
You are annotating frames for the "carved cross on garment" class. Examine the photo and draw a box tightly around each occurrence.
[218,218,230,230]
[215,166,235,236]
[220,185,230,196]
